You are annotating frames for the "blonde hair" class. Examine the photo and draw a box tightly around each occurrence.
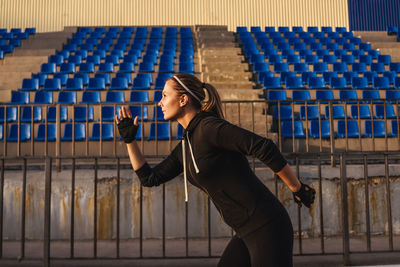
[168,73,224,119]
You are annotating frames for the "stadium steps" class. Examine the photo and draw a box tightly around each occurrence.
[195,26,275,140]
[355,31,400,62]
[0,29,75,101]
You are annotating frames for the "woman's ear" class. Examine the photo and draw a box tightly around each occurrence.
[179,94,189,107]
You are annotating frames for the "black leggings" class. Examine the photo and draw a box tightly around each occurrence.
[218,214,294,267]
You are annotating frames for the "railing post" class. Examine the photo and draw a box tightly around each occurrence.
[44,157,52,267]
[340,154,350,265]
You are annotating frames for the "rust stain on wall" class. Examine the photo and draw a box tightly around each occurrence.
[98,192,115,240]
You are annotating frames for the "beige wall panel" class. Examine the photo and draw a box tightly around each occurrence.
[0,0,349,32]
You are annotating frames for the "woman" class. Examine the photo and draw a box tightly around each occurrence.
[115,73,315,267]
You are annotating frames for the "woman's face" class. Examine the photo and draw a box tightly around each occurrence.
[158,80,185,121]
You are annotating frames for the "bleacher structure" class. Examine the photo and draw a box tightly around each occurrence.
[0,26,194,156]
[238,25,400,152]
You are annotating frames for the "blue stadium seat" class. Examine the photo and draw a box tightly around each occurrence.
[31,73,47,87]
[286,77,304,89]
[47,106,68,122]
[337,120,360,138]
[132,77,151,89]
[352,77,369,89]
[153,91,162,102]
[129,91,149,103]
[138,61,155,72]
[378,55,391,65]
[80,91,101,104]
[351,63,367,73]
[179,62,194,74]
[101,106,120,122]
[374,104,396,119]
[333,62,348,73]
[75,50,88,60]
[294,63,309,72]
[109,77,129,90]
[373,77,390,89]
[53,73,68,86]
[310,120,331,138]
[73,106,94,122]
[123,55,138,65]
[370,63,385,73]
[362,90,381,103]
[78,62,95,73]
[365,120,394,138]
[339,90,358,103]
[389,63,400,72]
[57,91,77,104]
[300,106,320,120]
[9,91,29,104]
[395,77,400,89]
[391,121,399,136]
[308,77,327,89]
[98,63,114,73]
[292,90,311,104]
[273,62,289,73]
[105,54,120,65]
[0,107,17,122]
[73,73,89,86]
[148,122,171,140]
[359,55,372,65]
[43,78,61,91]
[305,55,319,64]
[65,78,83,91]
[93,49,107,59]
[7,124,31,142]
[34,91,53,104]
[39,63,57,74]
[325,105,346,119]
[268,54,283,64]
[322,72,338,85]
[315,90,334,103]
[87,78,106,90]
[313,62,328,73]
[68,55,82,65]
[273,105,293,120]
[152,106,165,121]
[383,71,397,85]
[89,123,114,141]
[129,106,149,121]
[263,77,282,89]
[94,73,110,86]
[341,55,355,64]
[35,124,57,142]
[331,77,349,89]
[19,78,39,91]
[350,105,371,119]
[323,55,337,64]
[281,121,306,138]
[20,106,42,122]
[105,91,125,103]
[118,62,135,73]
[280,72,296,84]
[61,123,86,141]
[267,90,287,103]
[86,55,101,65]
[49,54,64,65]
[364,71,378,85]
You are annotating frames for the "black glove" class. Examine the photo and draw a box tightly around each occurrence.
[117,117,138,143]
[293,182,316,208]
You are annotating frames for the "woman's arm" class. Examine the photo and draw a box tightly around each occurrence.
[276,164,301,192]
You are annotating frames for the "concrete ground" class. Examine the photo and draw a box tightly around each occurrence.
[1,236,400,266]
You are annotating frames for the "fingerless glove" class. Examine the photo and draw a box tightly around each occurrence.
[117,117,138,143]
[293,182,316,208]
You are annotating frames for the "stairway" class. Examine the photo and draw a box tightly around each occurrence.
[0,29,75,102]
[355,31,400,62]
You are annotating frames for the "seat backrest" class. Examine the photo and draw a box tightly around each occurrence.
[148,122,171,140]
[281,120,305,138]
[273,105,292,120]
[337,120,359,138]
[339,90,357,100]
[34,91,53,104]
[81,91,101,103]
[374,104,395,119]
[365,120,386,137]
[8,124,31,142]
[105,91,125,103]
[35,124,57,141]
[10,91,29,104]
[74,106,94,122]
[152,106,165,121]
[47,106,68,122]
[310,120,331,138]
[129,106,149,121]
[90,123,114,140]
[57,91,77,104]
[130,91,149,102]
[350,105,371,119]
[300,105,319,120]
[21,106,42,122]
[87,77,106,90]
[65,78,84,90]
[325,105,346,119]
[267,90,286,101]
[315,90,334,100]
[62,123,86,141]
[352,77,369,89]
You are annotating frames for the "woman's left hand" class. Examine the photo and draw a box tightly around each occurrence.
[293,182,315,208]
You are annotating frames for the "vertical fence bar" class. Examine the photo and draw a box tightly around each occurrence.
[162,183,165,258]
[363,154,371,252]
[384,154,393,251]
[0,159,4,258]
[340,154,350,265]
[296,156,302,254]
[318,155,325,253]
[43,157,52,267]
[207,196,211,257]
[140,185,143,258]
[94,158,98,258]
[20,158,27,260]
[70,158,75,258]
[116,158,120,259]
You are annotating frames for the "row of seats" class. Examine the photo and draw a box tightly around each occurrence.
[0,122,183,142]
[0,28,36,59]
[262,74,400,89]
[0,105,166,123]
[237,26,350,33]
[281,119,400,139]
[9,90,161,104]
[266,89,400,103]
[274,104,400,120]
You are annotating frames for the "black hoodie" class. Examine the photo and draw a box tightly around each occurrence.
[136,112,289,237]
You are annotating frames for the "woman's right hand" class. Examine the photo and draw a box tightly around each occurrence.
[115,106,139,143]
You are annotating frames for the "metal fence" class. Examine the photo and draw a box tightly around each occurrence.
[0,151,399,266]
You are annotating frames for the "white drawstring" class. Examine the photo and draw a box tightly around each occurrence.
[182,139,189,202]
[186,132,200,174]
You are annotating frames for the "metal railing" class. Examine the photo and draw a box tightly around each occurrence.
[0,151,399,266]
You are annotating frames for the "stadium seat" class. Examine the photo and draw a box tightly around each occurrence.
[78,62,95,73]
[373,77,390,89]
[281,121,306,138]
[80,91,101,104]
[49,54,64,65]
[352,77,369,89]
[365,120,394,138]
[362,90,381,103]
[34,91,53,104]
[65,78,83,91]
[53,73,68,86]
[364,71,378,84]
[292,90,311,104]
[129,91,149,103]
[310,120,331,138]
[86,55,101,65]
[105,91,125,103]
[300,106,320,120]
[179,62,194,74]
[9,91,29,105]
[152,106,165,121]
[153,91,162,103]
[370,63,385,73]
[315,90,334,103]
[374,104,396,119]
[129,106,149,121]
[148,122,171,140]
[98,63,114,73]
[35,124,57,142]
[101,106,120,122]
[294,63,309,72]
[378,55,391,65]
[61,123,86,141]
[47,106,68,122]
[132,77,151,89]
[20,106,42,123]
[57,91,77,104]
[331,77,349,89]
[89,123,114,141]
[286,77,304,89]
[43,78,61,91]
[325,105,346,119]
[118,62,135,73]
[273,105,293,120]
[322,72,338,85]
[109,77,129,90]
[273,62,289,72]
[19,78,39,91]
[7,124,31,142]
[391,121,399,136]
[68,55,82,65]
[351,63,367,72]
[39,63,57,74]
[73,106,94,122]
[395,77,400,89]
[87,78,106,90]
[339,90,358,103]
[359,55,372,65]
[337,120,360,138]
[389,63,400,72]
[333,62,348,73]
[350,105,371,119]
[266,90,287,103]
[383,71,397,85]
[263,77,282,89]
[105,55,120,65]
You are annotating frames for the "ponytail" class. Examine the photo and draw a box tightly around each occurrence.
[201,83,224,119]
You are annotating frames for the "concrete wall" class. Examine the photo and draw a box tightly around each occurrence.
[3,161,400,240]
[0,0,349,32]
